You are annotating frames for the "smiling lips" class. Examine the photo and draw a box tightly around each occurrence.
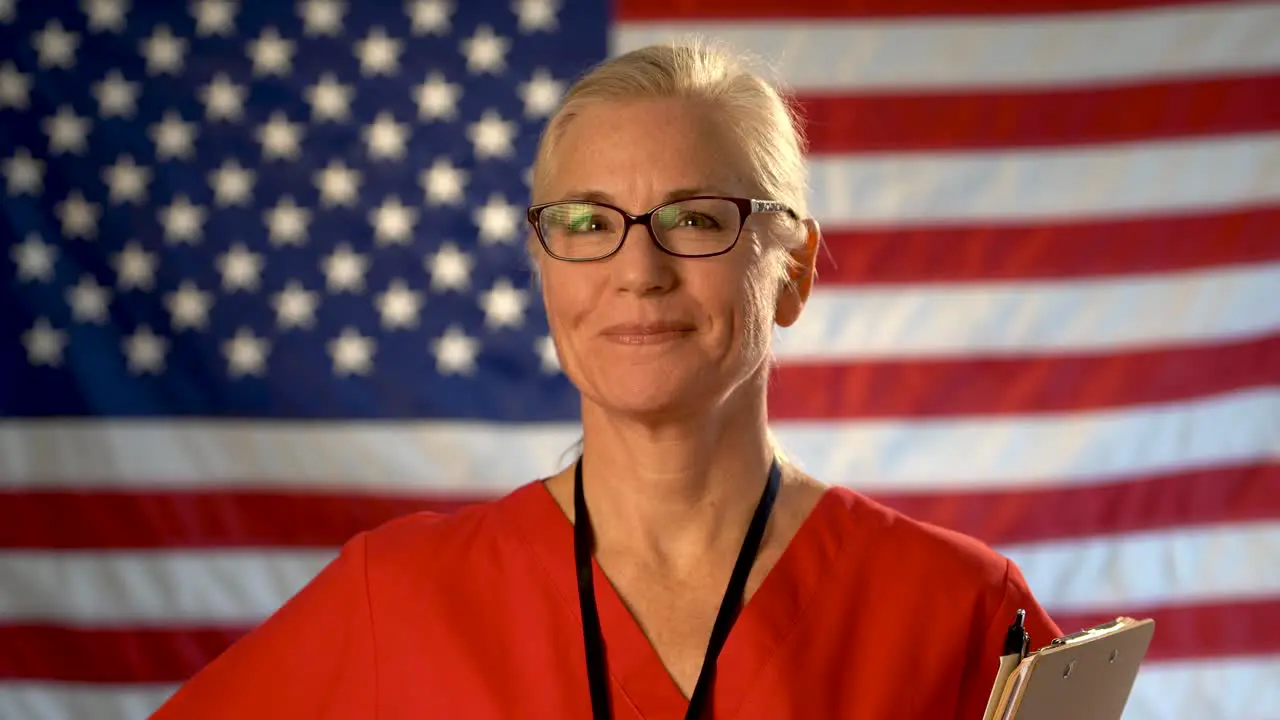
[599,321,696,345]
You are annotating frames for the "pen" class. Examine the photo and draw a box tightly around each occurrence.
[982,609,1029,720]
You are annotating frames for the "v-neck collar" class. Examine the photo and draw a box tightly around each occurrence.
[502,480,850,719]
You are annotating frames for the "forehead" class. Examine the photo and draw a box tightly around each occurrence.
[541,98,757,205]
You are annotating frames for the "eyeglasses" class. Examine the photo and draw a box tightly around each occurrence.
[526,195,798,262]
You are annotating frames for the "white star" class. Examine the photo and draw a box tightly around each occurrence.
[376,279,423,329]
[305,73,353,122]
[55,190,101,240]
[460,25,508,75]
[82,0,130,33]
[363,112,409,161]
[67,274,112,324]
[102,154,150,204]
[407,0,453,35]
[0,62,31,110]
[200,72,246,121]
[354,27,402,76]
[123,324,168,375]
[165,279,214,330]
[264,195,310,246]
[299,0,345,36]
[314,158,361,207]
[223,327,270,377]
[271,280,319,329]
[479,278,528,329]
[474,193,521,244]
[247,26,294,77]
[414,71,461,121]
[370,195,418,245]
[322,243,368,293]
[255,111,304,160]
[420,156,468,206]
[328,327,375,376]
[217,242,263,292]
[467,109,517,160]
[140,25,187,76]
[0,0,13,23]
[33,19,79,70]
[149,110,197,161]
[22,318,68,368]
[431,325,479,376]
[536,335,560,373]
[208,158,254,206]
[42,105,92,156]
[518,68,564,119]
[10,233,58,283]
[158,194,206,244]
[3,148,45,196]
[425,241,472,292]
[512,0,559,32]
[190,0,237,37]
[92,69,140,118]
[112,241,158,291]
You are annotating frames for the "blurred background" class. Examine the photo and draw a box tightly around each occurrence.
[1,0,1278,718]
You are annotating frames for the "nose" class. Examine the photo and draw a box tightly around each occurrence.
[610,221,676,296]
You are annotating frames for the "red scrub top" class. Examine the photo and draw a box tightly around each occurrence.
[152,481,1060,719]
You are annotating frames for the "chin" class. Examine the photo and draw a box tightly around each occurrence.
[583,367,718,421]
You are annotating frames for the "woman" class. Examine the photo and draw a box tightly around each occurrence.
[152,41,1059,719]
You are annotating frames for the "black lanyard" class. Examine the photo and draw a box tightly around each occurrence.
[573,457,782,720]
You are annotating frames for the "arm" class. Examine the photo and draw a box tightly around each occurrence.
[956,557,1061,720]
[150,532,378,719]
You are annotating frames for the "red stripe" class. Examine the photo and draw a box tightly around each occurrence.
[2,463,1275,550]
[4,596,1274,683]
[815,205,1280,284]
[770,335,1280,420]
[870,462,1280,547]
[799,75,1280,153]
[1050,598,1280,663]
[616,0,1234,20]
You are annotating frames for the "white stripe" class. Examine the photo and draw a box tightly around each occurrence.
[2,388,1278,492]
[1125,655,1280,719]
[612,3,1280,91]
[1006,522,1280,613]
[0,683,177,720]
[2,656,1277,720]
[804,134,1280,227]
[1,523,1276,623]
[781,262,1280,359]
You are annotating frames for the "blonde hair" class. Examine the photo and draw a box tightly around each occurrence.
[528,38,812,277]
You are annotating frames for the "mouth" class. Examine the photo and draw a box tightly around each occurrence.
[599,322,696,345]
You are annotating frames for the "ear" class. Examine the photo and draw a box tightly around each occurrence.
[774,217,821,328]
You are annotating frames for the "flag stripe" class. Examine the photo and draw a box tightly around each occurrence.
[782,263,1280,360]
[804,133,1280,227]
[799,74,1280,153]
[770,334,1280,419]
[2,462,1275,550]
[7,598,1277,684]
[616,0,1243,20]
[613,4,1280,92]
[4,389,1279,492]
[3,523,1275,624]
[815,205,1280,284]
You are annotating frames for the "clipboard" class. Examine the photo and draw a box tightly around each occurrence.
[989,616,1156,720]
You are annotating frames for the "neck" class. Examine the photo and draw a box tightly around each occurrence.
[575,381,775,574]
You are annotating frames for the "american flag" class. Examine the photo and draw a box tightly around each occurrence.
[1,0,1277,717]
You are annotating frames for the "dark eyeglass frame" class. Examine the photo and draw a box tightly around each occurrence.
[526,195,799,262]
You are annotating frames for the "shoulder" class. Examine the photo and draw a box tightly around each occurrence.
[358,479,551,581]
[821,485,1013,593]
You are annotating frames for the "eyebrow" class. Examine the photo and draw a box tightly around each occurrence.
[557,187,731,205]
